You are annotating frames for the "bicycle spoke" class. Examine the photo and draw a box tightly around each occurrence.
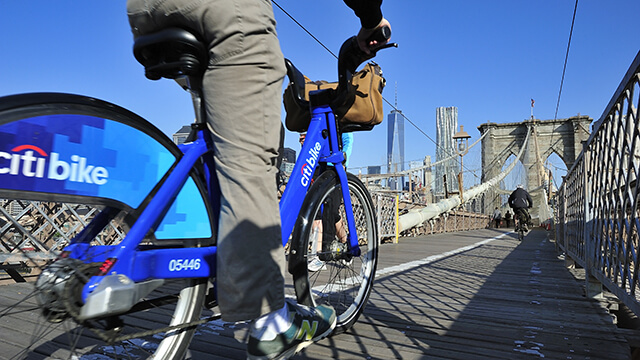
[0,204,207,359]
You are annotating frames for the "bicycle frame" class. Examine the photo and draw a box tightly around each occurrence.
[64,90,361,317]
[0,26,391,358]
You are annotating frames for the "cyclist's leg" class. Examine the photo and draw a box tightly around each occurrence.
[202,5,287,322]
[307,219,326,272]
[193,6,336,354]
[336,217,348,243]
[319,184,344,258]
[518,214,523,229]
[129,0,287,323]
[308,195,348,271]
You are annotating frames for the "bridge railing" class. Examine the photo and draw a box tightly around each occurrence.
[373,193,397,239]
[555,49,640,315]
[0,199,127,282]
[1,190,488,282]
[372,193,490,239]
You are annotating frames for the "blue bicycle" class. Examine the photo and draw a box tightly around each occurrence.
[0,27,393,359]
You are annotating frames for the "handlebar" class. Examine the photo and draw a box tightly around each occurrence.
[283,26,396,118]
[337,26,397,90]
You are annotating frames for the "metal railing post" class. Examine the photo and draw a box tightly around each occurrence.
[583,150,602,298]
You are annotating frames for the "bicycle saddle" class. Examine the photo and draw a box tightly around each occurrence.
[284,59,307,109]
[133,28,208,81]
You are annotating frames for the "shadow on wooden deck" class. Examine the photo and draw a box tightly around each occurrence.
[0,229,631,360]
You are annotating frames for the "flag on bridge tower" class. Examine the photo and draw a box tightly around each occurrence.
[530,98,535,119]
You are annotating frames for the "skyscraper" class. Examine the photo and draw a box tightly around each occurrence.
[172,125,192,145]
[387,109,405,190]
[280,148,296,176]
[435,106,460,196]
[423,155,433,203]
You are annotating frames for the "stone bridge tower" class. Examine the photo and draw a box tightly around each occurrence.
[478,115,592,221]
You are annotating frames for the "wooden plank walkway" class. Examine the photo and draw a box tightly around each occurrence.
[0,228,632,359]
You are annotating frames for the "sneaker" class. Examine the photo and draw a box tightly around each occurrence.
[247,300,336,360]
[307,256,326,272]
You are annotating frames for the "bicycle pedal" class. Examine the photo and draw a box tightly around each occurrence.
[204,297,218,310]
[205,279,218,310]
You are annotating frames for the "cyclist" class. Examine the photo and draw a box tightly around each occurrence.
[126,1,391,359]
[508,184,533,232]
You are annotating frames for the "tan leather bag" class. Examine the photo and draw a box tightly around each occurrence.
[283,62,386,132]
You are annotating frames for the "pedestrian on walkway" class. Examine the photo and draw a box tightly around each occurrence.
[504,210,512,228]
[492,207,502,228]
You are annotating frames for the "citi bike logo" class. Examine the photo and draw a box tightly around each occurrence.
[300,142,321,187]
[0,145,109,185]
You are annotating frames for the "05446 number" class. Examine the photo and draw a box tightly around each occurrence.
[168,258,201,272]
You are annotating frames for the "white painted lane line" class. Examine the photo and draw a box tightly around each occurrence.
[376,232,512,278]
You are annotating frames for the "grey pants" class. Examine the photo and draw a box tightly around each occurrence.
[127,0,286,322]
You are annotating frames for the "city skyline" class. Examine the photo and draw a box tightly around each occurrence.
[2,2,638,184]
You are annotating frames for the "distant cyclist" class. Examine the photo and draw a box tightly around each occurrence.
[508,184,533,231]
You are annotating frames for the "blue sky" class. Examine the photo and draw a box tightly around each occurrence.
[1,1,639,187]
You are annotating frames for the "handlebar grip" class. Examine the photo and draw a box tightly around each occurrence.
[336,26,395,91]
[366,26,391,43]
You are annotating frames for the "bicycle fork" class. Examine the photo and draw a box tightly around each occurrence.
[280,100,361,259]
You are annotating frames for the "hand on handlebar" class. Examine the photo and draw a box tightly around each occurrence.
[356,18,392,54]
[337,22,395,93]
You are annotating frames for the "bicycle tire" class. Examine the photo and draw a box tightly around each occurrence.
[0,93,209,359]
[514,213,525,241]
[0,207,208,360]
[290,171,379,334]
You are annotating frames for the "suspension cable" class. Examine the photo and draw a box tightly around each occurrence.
[271,0,337,59]
[554,0,579,120]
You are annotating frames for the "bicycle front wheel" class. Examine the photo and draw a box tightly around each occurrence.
[290,171,379,334]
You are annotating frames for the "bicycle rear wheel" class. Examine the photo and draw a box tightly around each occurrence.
[0,203,209,360]
[0,94,212,359]
[514,213,525,241]
[290,171,379,334]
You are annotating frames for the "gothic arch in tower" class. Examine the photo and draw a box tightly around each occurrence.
[478,115,592,219]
